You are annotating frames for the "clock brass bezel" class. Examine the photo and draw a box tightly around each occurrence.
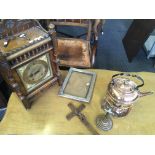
[16,53,54,93]
[23,59,48,85]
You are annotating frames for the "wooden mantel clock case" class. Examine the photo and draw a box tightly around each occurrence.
[0,20,61,109]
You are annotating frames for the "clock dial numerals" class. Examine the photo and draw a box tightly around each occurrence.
[23,60,48,84]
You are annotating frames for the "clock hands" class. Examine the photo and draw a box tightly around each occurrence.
[29,68,41,78]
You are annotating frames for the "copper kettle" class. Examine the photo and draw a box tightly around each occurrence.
[102,73,153,117]
[96,73,153,131]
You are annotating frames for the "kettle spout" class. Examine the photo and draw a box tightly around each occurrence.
[139,91,154,97]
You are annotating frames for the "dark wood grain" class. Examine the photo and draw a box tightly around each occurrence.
[0,91,7,108]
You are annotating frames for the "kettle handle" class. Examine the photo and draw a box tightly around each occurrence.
[112,73,144,89]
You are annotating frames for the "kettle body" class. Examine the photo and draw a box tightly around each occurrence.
[101,73,153,117]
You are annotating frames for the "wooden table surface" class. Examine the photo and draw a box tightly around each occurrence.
[0,69,155,135]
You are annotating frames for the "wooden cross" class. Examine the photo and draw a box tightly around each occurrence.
[66,102,99,135]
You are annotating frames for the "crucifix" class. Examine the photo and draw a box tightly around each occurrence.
[66,102,99,135]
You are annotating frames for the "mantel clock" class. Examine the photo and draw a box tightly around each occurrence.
[0,20,61,109]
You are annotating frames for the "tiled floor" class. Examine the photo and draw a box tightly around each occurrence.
[94,19,155,72]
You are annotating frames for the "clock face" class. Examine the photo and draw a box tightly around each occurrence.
[17,54,53,92]
[23,60,48,84]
